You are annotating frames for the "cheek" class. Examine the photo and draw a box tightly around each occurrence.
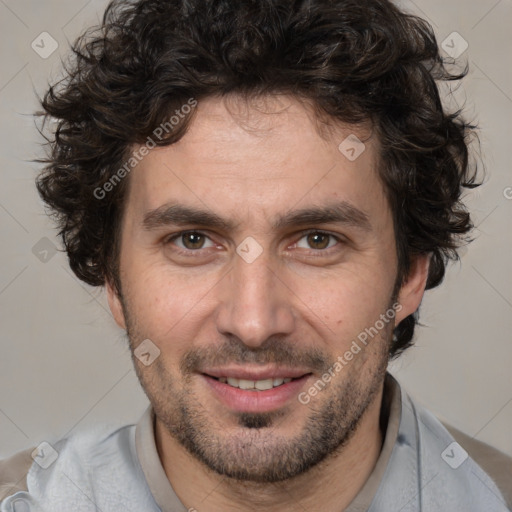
[123,266,217,346]
[291,267,395,343]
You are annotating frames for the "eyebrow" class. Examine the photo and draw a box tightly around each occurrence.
[142,201,371,232]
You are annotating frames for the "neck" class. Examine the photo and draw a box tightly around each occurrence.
[155,384,385,512]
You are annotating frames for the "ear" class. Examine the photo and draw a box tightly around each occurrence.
[394,253,431,325]
[106,279,127,330]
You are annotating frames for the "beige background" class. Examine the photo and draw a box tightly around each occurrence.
[0,0,510,459]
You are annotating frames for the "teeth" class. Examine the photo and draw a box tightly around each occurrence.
[255,378,274,391]
[238,379,254,390]
[218,376,294,390]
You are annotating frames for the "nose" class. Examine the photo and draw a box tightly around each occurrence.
[215,248,295,348]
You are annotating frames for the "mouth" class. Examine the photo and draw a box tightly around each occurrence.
[207,375,300,391]
[200,368,313,413]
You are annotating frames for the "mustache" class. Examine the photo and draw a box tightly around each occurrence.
[180,336,329,375]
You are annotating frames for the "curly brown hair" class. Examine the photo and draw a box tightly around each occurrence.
[36,0,479,358]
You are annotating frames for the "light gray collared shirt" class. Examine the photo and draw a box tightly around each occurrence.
[1,374,510,511]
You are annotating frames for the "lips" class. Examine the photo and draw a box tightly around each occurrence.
[202,366,310,381]
[212,376,294,391]
[202,367,310,391]
[200,367,313,412]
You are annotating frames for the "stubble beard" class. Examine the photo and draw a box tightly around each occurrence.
[123,299,393,483]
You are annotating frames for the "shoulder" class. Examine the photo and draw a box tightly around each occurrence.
[442,421,512,509]
[0,422,142,509]
[0,448,34,501]
[404,391,511,511]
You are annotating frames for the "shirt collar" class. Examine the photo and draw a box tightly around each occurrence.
[345,372,402,511]
[135,405,188,511]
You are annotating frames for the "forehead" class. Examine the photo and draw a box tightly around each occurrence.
[124,94,389,230]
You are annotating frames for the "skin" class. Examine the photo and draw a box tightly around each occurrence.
[107,94,429,512]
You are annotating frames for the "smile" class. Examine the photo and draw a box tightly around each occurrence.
[201,370,312,413]
[210,376,294,390]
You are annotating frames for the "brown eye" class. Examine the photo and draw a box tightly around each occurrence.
[180,232,206,249]
[164,230,217,260]
[293,231,341,253]
[306,232,331,250]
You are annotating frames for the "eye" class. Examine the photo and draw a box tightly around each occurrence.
[295,231,340,251]
[168,231,216,251]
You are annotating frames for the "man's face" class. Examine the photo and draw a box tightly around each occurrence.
[108,95,419,482]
